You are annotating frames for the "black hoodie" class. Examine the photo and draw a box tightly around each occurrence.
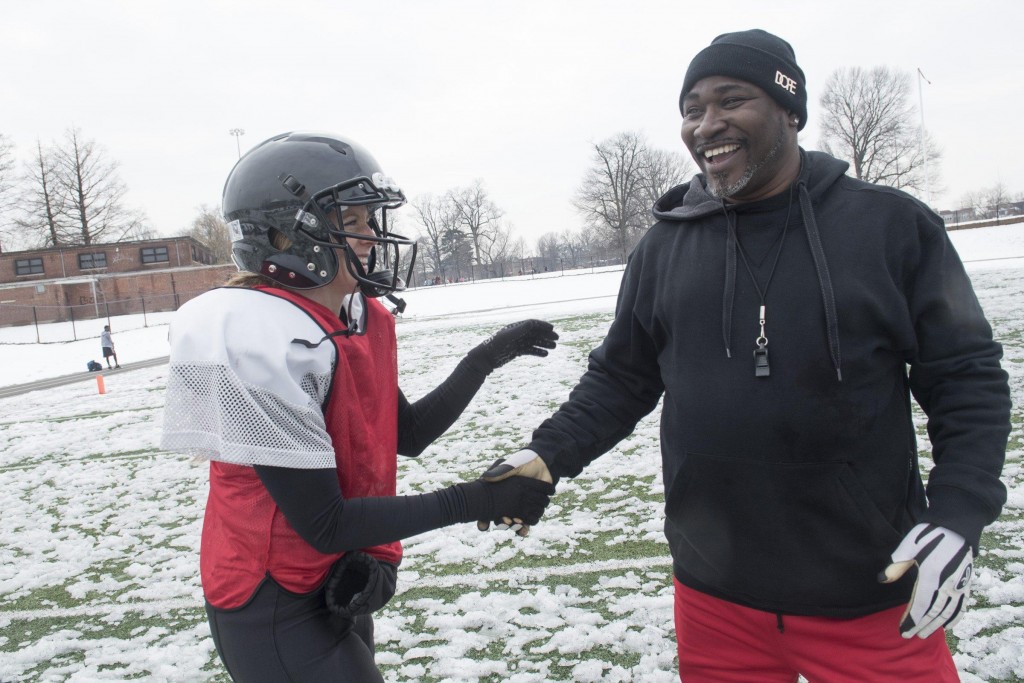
[529,149,1010,617]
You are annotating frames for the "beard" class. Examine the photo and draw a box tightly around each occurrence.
[707,119,788,199]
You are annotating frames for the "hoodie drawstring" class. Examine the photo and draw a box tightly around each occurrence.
[722,208,737,359]
[797,180,843,381]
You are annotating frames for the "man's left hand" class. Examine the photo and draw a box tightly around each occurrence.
[879,523,974,639]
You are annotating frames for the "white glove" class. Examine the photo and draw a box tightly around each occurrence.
[879,523,974,639]
[475,449,554,537]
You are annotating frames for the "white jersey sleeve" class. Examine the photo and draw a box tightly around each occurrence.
[161,288,337,469]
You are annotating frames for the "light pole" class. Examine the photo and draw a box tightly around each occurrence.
[916,68,931,206]
[229,128,245,158]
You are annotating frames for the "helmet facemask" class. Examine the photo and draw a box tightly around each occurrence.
[285,172,418,298]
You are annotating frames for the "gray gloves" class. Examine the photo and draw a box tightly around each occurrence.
[879,523,974,639]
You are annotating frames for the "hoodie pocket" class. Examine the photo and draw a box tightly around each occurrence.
[664,450,904,612]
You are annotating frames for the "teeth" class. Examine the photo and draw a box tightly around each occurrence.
[704,144,740,159]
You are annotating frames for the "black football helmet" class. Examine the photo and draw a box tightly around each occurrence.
[222,131,417,296]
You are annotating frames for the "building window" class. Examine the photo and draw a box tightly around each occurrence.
[15,258,44,276]
[78,252,108,269]
[141,246,170,264]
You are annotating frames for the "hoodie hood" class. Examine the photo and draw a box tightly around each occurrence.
[653,149,849,222]
[653,149,850,381]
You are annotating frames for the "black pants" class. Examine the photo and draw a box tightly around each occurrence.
[205,577,383,682]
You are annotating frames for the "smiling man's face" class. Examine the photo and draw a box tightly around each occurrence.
[680,76,800,203]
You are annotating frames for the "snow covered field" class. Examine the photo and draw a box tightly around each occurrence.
[0,225,1022,681]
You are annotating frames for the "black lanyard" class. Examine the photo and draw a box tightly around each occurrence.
[732,185,795,377]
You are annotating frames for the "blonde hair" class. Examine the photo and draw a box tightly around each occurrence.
[224,228,293,290]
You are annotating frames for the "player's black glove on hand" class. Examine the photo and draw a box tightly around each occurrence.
[325,551,398,620]
[466,319,558,372]
[475,450,556,537]
[457,476,554,529]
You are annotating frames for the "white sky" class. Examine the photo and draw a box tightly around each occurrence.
[3,0,1023,249]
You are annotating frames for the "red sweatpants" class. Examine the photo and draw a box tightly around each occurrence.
[674,579,960,682]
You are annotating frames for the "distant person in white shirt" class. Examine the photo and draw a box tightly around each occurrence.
[100,325,120,369]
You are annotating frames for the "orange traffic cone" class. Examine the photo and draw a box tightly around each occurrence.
[97,375,106,394]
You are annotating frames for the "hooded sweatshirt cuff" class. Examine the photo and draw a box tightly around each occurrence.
[918,485,993,553]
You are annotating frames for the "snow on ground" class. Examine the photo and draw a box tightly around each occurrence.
[2,223,1023,387]
[0,224,1022,681]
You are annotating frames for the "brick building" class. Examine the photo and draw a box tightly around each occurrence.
[0,237,235,327]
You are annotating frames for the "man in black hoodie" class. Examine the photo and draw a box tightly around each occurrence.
[479,29,1010,681]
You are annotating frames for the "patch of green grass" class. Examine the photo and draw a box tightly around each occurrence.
[2,301,1022,682]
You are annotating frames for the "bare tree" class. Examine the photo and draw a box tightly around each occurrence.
[574,131,651,263]
[53,127,149,245]
[411,193,459,282]
[187,204,233,263]
[0,133,18,251]
[448,179,503,274]
[478,223,522,278]
[967,183,1018,220]
[14,140,73,250]
[638,147,695,207]
[818,66,942,196]
[536,232,561,259]
[559,230,587,269]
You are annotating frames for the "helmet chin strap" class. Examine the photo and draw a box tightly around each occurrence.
[359,269,397,297]
[341,244,407,311]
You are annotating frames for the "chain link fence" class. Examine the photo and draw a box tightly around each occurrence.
[0,291,204,344]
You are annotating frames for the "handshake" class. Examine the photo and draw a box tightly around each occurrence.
[461,450,556,537]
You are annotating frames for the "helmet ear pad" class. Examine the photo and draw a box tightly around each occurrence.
[224,210,338,288]
[250,225,335,288]
[263,250,337,289]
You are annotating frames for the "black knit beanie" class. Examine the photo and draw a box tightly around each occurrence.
[680,29,807,131]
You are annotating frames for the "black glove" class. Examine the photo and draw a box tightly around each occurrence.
[466,320,558,372]
[325,551,398,619]
[457,476,554,529]
[475,450,555,537]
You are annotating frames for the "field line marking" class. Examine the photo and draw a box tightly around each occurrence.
[2,556,672,621]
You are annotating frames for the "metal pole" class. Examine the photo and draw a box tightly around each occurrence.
[229,129,245,159]
[917,68,931,206]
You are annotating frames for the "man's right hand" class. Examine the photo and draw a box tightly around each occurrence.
[456,473,553,534]
[476,450,555,536]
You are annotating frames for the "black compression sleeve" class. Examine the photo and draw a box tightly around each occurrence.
[396,355,490,457]
[253,464,473,554]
